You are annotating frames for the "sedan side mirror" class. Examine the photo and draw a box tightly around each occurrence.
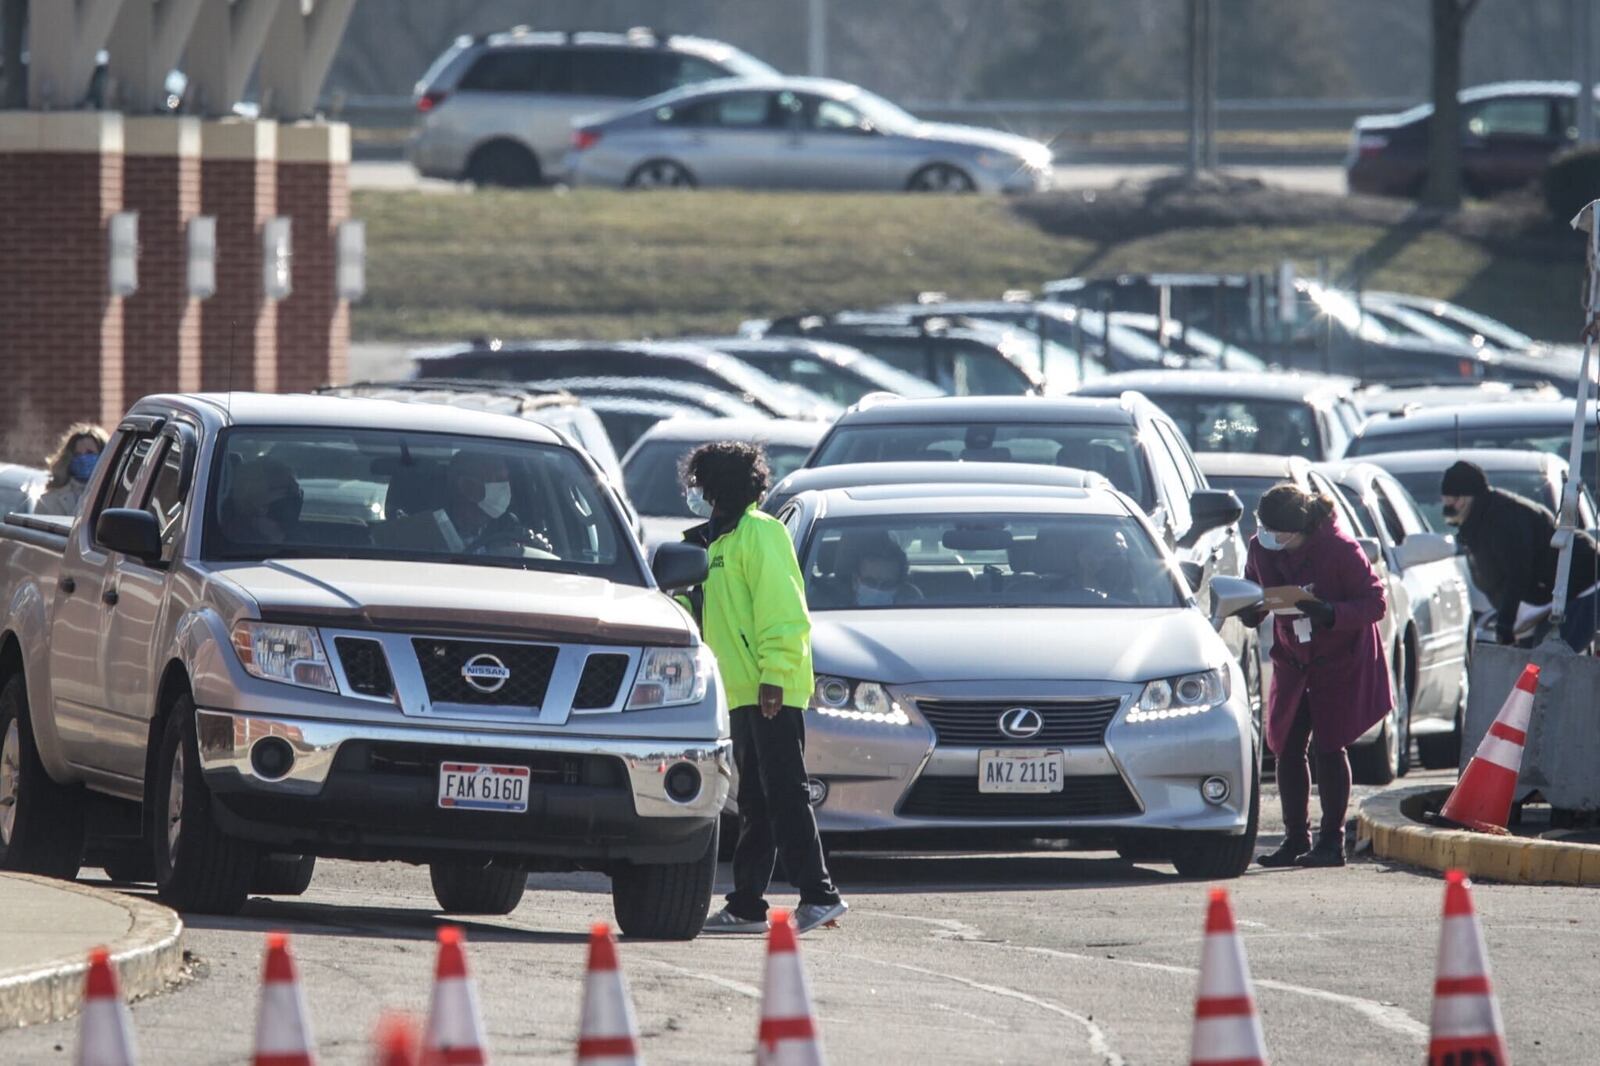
[1209,576,1263,631]
[1179,489,1243,549]
[96,507,162,562]
[651,541,709,591]
[1355,536,1382,566]
[1393,531,1456,570]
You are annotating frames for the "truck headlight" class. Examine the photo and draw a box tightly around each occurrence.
[809,675,910,725]
[231,622,336,692]
[626,645,712,710]
[1126,667,1229,723]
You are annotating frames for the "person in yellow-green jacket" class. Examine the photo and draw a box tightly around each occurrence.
[680,441,846,936]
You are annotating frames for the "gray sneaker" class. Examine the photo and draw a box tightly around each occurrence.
[701,906,767,934]
[794,900,848,934]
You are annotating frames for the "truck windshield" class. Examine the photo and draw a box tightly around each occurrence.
[203,428,642,583]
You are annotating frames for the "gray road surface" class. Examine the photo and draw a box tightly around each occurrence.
[3,767,1589,1064]
[349,160,1348,197]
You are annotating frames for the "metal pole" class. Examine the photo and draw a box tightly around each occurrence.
[1551,212,1600,629]
[1202,0,1219,170]
[1581,0,1597,144]
[1186,0,1201,177]
[807,0,827,78]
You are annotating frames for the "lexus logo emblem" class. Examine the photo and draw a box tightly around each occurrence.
[461,653,511,694]
[998,707,1043,740]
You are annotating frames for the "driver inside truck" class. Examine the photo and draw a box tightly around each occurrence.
[222,458,303,546]
[442,451,555,557]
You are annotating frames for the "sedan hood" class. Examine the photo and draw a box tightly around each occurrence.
[914,122,1053,165]
[217,559,691,646]
[811,607,1223,685]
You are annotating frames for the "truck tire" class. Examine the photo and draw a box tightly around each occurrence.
[429,861,527,915]
[102,846,157,884]
[0,674,84,879]
[610,821,717,940]
[153,698,259,914]
[254,853,316,897]
[1172,756,1260,880]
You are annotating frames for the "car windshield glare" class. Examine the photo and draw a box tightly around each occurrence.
[846,88,917,134]
[811,423,1152,507]
[1154,396,1321,459]
[204,427,641,583]
[804,513,1182,610]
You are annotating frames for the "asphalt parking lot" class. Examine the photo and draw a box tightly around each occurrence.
[10,767,1594,1065]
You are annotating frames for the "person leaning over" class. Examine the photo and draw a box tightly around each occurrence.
[1245,483,1390,869]
[1441,460,1600,653]
[34,423,108,517]
[679,441,846,936]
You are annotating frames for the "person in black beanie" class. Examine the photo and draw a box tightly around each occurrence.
[1441,460,1600,652]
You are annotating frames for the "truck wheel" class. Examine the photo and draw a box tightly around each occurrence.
[1172,756,1260,880]
[0,674,84,879]
[153,698,258,914]
[254,853,316,896]
[429,861,527,915]
[610,821,717,940]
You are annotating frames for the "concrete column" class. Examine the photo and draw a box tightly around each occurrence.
[199,118,277,392]
[108,0,207,113]
[122,116,203,401]
[275,120,350,391]
[185,0,283,117]
[0,112,126,459]
[258,0,357,120]
[27,0,127,108]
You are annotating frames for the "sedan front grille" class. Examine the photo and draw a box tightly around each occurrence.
[899,775,1140,819]
[914,698,1122,747]
[412,638,558,707]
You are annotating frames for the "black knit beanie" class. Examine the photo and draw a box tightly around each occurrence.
[1440,461,1489,498]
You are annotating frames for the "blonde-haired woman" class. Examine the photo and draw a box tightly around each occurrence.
[35,424,109,517]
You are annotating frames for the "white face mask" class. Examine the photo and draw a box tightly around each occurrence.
[479,481,512,519]
[1256,528,1290,552]
[854,583,897,607]
[685,486,712,518]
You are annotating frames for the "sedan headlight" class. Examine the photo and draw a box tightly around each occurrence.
[809,675,910,725]
[1126,667,1230,723]
[975,150,1022,171]
[626,645,712,710]
[231,622,336,692]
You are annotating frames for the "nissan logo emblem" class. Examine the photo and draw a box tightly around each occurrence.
[461,653,511,694]
[998,706,1043,740]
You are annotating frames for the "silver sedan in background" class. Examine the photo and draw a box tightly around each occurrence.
[566,76,1054,193]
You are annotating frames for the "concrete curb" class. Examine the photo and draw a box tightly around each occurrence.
[1357,785,1600,885]
[0,875,185,1031]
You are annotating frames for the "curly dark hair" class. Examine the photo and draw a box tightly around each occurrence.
[683,441,770,514]
[1258,482,1335,535]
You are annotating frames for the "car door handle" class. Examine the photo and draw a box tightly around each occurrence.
[102,587,119,607]
[60,577,75,595]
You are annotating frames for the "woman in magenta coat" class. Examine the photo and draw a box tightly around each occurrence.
[1245,484,1391,868]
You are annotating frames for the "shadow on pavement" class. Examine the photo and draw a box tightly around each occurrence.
[820,850,1181,894]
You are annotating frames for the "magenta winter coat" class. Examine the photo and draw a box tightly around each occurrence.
[1244,514,1392,756]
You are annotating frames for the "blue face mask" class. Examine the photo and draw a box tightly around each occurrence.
[68,452,99,482]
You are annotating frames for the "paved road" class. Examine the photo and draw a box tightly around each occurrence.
[4,766,1588,1064]
[349,160,1348,197]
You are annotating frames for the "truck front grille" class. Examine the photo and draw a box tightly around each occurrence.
[573,653,631,710]
[335,637,394,700]
[412,638,558,707]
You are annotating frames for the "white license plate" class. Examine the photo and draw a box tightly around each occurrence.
[978,749,1065,794]
[438,762,530,813]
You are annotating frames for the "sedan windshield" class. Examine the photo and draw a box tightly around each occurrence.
[625,439,815,518]
[1146,395,1322,459]
[205,428,641,583]
[810,422,1152,507]
[846,88,918,134]
[1388,468,1555,531]
[803,514,1182,610]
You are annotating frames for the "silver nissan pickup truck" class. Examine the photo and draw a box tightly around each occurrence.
[0,393,728,936]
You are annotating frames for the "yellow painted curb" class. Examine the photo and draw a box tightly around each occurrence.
[1357,785,1600,885]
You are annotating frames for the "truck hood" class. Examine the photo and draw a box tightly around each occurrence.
[812,607,1222,686]
[216,559,691,646]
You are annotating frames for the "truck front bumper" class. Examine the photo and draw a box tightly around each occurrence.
[194,709,730,865]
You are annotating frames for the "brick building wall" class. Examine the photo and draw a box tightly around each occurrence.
[0,113,126,463]
[122,117,202,404]
[276,122,351,393]
[199,120,278,394]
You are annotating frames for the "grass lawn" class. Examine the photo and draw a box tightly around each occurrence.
[354,186,1587,345]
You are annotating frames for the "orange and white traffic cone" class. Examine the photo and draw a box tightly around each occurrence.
[575,922,641,1066]
[1438,664,1539,835]
[76,947,137,1066]
[422,926,489,1066]
[1428,870,1510,1066]
[755,909,824,1066]
[374,1013,421,1066]
[1190,888,1268,1066]
[253,933,316,1066]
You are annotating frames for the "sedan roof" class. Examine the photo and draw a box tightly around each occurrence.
[1076,370,1358,402]
[1356,400,1598,439]
[630,418,826,448]
[1194,452,1314,481]
[808,482,1132,519]
[1361,448,1564,475]
[833,395,1140,426]
[773,460,1108,498]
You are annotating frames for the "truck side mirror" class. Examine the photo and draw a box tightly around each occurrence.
[651,541,709,591]
[96,508,162,562]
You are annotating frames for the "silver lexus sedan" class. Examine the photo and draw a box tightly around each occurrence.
[566,76,1054,193]
[775,482,1264,877]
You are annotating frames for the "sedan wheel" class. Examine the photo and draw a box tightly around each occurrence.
[627,160,695,189]
[908,164,975,193]
[0,719,18,846]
